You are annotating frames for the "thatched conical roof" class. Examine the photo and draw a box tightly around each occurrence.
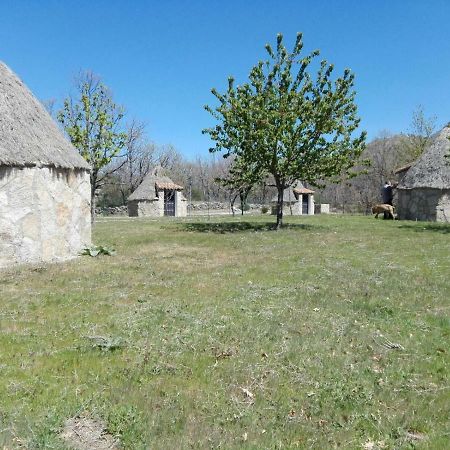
[398,126,450,190]
[0,62,89,170]
[128,166,183,201]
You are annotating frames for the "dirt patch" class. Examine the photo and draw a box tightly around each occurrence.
[61,416,119,450]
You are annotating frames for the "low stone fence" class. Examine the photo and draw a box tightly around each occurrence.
[95,205,128,216]
[95,202,265,216]
[188,202,263,215]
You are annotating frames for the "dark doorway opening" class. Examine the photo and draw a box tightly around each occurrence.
[302,195,309,215]
[164,189,176,216]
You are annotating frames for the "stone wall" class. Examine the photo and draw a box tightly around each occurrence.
[126,200,263,217]
[0,165,91,267]
[315,203,330,214]
[270,195,315,216]
[96,205,128,216]
[188,202,262,213]
[271,203,301,215]
[128,191,188,217]
[175,191,187,217]
[128,197,163,217]
[397,188,450,222]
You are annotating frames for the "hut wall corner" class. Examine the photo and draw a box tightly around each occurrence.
[0,165,91,267]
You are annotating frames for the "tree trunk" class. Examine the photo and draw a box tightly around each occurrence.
[276,184,284,230]
[230,193,238,216]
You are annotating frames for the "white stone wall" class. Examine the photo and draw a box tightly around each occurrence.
[307,195,315,215]
[270,196,315,216]
[397,188,450,222]
[271,202,301,216]
[315,203,330,214]
[128,198,163,217]
[129,192,187,218]
[175,191,187,217]
[0,166,91,267]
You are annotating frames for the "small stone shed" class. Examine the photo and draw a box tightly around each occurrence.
[397,126,450,222]
[271,182,315,216]
[0,62,91,267]
[128,167,187,217]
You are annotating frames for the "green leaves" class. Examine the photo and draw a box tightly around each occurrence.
[203,32,366,227]
[58,72,128,220]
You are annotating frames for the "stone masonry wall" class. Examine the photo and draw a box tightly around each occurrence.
[0,166,91,267]
[270,195,315,216]
[129,192,187,217]
[397,188,450,222]
[128,197,163,217]
[175,191,187,217]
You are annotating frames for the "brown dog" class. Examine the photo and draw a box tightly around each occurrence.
[372,204,395,219]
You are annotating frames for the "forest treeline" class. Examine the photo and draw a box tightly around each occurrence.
[98,107,438,213]
[45,72,437,213]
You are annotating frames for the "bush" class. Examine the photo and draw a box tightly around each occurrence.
[81,245,116,257]
[261,206,269,214]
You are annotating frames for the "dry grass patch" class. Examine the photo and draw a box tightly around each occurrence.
[61,415,119,450]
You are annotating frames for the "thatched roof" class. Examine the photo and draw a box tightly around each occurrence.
[394,163,413,175]
[128,167,183,201]
[398,126,450,190]
[0,62,89,170]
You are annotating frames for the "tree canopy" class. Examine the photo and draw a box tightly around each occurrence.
[58,71,127,221]
[203,32,366,228]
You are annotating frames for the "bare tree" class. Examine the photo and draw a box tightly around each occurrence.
[320,132,406,212]
[401,105,437,162]
[41,98,57,118]
[115,120,156,203]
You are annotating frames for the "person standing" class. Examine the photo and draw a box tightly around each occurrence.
[381,181,394,219]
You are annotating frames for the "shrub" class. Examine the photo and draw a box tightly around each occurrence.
[81,245,116,257]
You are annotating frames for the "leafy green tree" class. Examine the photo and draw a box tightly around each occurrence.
[203,33,366,228]
[58,72,127,221]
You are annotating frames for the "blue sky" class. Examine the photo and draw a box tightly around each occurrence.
[1,0,449,158]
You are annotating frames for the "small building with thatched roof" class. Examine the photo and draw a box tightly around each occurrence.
[0,62,91,267]
[397,126,450,222]
[271,182,315,216]
[127,167,187,217]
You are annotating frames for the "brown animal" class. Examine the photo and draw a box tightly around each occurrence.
[371,204,395,219]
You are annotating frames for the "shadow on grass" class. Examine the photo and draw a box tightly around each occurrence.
[181,221,315,233]
[398,223,450,234]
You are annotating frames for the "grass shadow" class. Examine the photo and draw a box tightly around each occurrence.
[398,222,450,234]
[181,221,316,234]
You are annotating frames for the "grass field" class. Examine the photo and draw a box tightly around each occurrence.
[0,214,449,449]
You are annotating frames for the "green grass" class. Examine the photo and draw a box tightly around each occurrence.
[0,215,449,449]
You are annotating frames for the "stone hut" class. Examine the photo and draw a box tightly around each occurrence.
[128,167,187,217]
[397,126,450,222]
[0,62,91,267]
[271,182,315,216]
